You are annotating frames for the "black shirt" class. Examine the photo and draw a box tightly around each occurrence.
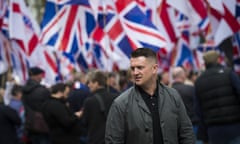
[138,86,163,144]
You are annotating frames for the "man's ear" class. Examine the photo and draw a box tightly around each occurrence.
[153,63,159,73]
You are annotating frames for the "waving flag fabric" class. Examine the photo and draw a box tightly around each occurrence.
[0,0,7,28]
[48,0,90,5]
[86,4,128,70]
[0,32,10,74]
[9,0,40,56]
[115,0,167,53]
[158,0,177,43]
[236,0,240,22]
[96,1,134,58]
[1,0,240,85]
[10,41,29,82]
[171,32,195,70]
[232,32,240,74]
[210,4,240,46]
[40,2,96,72]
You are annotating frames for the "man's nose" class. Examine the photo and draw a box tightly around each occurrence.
[132,68,139,75]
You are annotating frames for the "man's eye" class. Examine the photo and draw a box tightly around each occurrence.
[137,66,143,70]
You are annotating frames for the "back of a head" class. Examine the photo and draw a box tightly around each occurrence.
[172,67,186,81]
[28,67,45,83]
[88,70,107,87]
[203,50,220,65]
[73,72,86,82]
[50,83,67,95]
[11,84,23,97]
[131,48,157,63]
[28,66,44,77]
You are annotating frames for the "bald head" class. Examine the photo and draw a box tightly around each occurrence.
[172,67,186,82]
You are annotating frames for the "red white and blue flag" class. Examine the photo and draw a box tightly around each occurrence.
[40,0,101,74]
[0,32,10,74]
[48,0,89,5]
[114,0,168,53]
[9,0,40,56]
[232,32,240,74]
[0,0,7,28]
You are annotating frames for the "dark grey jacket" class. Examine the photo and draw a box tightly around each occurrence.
[105,84,194,144]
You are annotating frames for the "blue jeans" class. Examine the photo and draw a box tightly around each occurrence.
[193,126,204,144]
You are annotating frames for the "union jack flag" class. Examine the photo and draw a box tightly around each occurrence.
[40,1,96,73]
[158,0,178,43]
[170,31,196,71]
[93,2,132,70]
[48,0,89,5]
[114,0,168,53]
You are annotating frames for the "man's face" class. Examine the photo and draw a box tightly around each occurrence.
[34,74,44,83]
[88,81,99,92]
[130,56,158,87]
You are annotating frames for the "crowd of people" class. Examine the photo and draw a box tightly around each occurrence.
[0,48,240,144]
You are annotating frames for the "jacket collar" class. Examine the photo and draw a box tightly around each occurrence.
[134,86,150,114]
[133,83,165,115]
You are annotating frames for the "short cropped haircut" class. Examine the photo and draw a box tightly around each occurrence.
[50,83,67,94]
[11,84,22,96]
[130,48,157,63]
[88,70,107,87]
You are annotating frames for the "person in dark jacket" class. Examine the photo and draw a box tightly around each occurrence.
[22,67,51,144]
[195,50,240,144]
[67,72,91,144]
[42,83,82,144]
[68,72,91,113]
[171,67,201,142]
[8,84,25,143]
[0,94,21,144]
[105,48,194,144]
[172,67,199,124]
[81,70,117,144]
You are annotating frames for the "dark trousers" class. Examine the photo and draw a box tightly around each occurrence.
[208,124,240,144]
[28,133,51,144]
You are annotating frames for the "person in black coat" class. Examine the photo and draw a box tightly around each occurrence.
[22,67,51,144]
[42,83,82,144]
[67,72,91,113]
[195,50,240,144]
[0,98,21,144]
[171,67,202,142]
[67,79,91,144]
[81,70,117,144]
[171,67,199,125]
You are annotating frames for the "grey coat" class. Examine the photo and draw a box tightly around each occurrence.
[105,84,194,144]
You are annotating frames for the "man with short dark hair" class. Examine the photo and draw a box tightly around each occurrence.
[105,48,194,144]
[81,70,117,144]
[42,83,82,144]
